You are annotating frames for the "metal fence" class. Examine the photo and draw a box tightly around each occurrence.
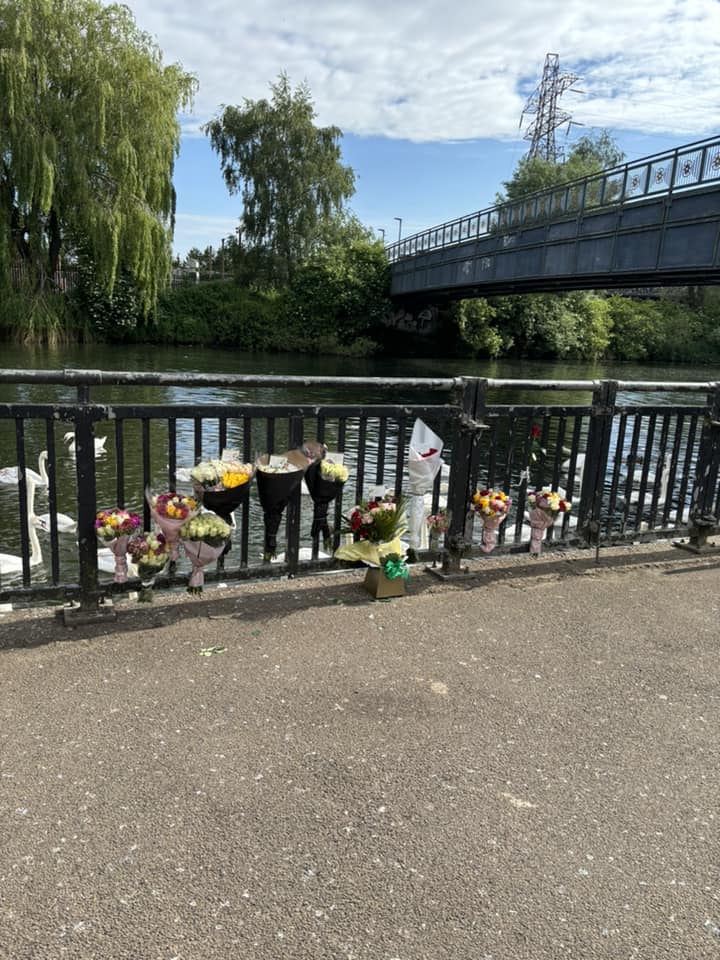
[386,134,720,262]
[0,370,718,615]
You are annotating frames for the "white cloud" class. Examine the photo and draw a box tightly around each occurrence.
[120,0,720,142]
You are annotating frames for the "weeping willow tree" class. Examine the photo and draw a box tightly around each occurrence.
[0,0,196,317]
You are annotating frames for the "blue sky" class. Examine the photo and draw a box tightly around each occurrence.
[116,0,720,257]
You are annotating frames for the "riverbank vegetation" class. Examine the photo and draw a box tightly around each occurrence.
[1,6,719,364]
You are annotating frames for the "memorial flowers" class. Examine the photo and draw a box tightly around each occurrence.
[335,493,408,568]
[180,512,231,594]
[527,489,572,556]
[95,507,141,583]
[304,455,350,544]
[190,459,254,524]
[147,491,199,563]
[406,419,444,552]
[471,488,512,554]
[255,452,308,560]
[426,509,449,566]
[127,531,169,601]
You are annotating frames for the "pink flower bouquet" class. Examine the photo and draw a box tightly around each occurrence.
[95,507,141,582]
[471,489,512,554]
[146,489,199,563]
[527,489,572,556]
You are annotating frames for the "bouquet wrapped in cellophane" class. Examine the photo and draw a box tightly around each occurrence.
[335,493,408,567]
[95,508,141,582]
[527,489,571,556]
[127,531,169,601]
[255,452,309,560]
[190,456,254,524]
[147,489,199,563]
[180,512,231,594]
[471,489,512,554]
[303,454,349,544]
[406,419,444,551]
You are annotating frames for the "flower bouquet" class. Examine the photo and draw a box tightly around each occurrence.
[406,419,444,552]
[190,458,254,524]
[304,456,349,544]
[471,489,512,554]
[335,493,408,563]
[426,509,449,567]
[180,512,231,595]
[147,490,199,564]
[95,507,141,582]
[527,489,571,556]
[255,452,309,560]
[127,531,169,602]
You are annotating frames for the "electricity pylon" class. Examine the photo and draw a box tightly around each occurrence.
[520,53,582,162]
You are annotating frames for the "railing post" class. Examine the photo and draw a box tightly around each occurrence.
[578,380,617,557]
[63,406,114,625]
[442,378,484,574]
[675,382,720,553]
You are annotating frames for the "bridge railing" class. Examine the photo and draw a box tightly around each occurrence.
[0,371,718,615]
[386,134,720,262]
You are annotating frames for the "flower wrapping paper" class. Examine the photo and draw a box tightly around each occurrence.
[480,513,507,554]
[528,507,557,555]
[103,533,131,583]
[182,539,227,590]
[255,452,308,558]
[407,419,444,549]
[304,459,345,540]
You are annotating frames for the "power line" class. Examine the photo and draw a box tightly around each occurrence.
[520,53,582,162]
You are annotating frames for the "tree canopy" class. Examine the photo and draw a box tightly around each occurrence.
[499,130,625,203]
[204,74,355,285]
[0,0,196,311]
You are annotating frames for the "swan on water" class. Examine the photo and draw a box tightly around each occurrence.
[0,477,43,577]
[33,511,78,534]
[63,432,107,457]
[0,450,50,488]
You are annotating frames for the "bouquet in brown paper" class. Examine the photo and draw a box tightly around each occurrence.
[180,512,231,594]
[255,452,308,560]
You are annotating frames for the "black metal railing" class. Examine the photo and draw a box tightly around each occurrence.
[386,134,720,262]
[0,370,718,613]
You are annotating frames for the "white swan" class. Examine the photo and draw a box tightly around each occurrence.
[0,477,43,577]
[0,450,49,488]
[34,510,77,534]
[96,547,138,578]
[63,432,107,457]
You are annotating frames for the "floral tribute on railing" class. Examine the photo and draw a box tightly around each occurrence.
[147,491,199,564]
[127,531,169,602]
[95,508,141,583]
[180,512,231,595]
[190,456,254,524]
[527,489,572,556]
[335,493,409,598]
[303,451,349,547]
[255,452,309,561]
[406,418,444,558]
[426,509,449,567]
[471,489,512,555]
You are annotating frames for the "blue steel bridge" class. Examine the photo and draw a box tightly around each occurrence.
[387,135,720,302]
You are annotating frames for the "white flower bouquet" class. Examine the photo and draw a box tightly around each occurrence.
[180,512,231,594]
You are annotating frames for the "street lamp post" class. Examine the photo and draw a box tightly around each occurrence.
[394,217,402,241]
[377,227,386,243]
